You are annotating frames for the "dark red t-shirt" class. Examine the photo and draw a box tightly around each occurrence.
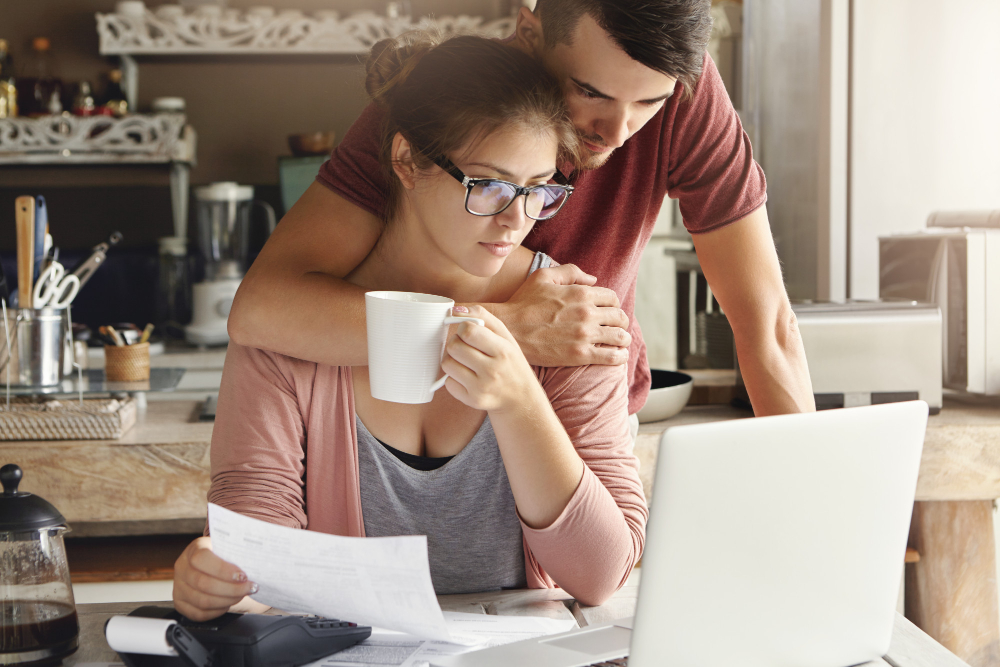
[316,54,766,414]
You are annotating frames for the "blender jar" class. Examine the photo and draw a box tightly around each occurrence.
[193,182,276,281]
[0,464,78,666]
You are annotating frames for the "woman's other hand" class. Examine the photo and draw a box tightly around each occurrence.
[173,536,258,621]
[441,305,545,413]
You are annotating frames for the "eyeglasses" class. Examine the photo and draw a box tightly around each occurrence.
[433,156,574,221]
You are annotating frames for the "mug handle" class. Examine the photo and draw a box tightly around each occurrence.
[430,316,486,392]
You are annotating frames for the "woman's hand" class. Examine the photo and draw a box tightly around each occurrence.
[441,305,545,413]
[173,536,258,621]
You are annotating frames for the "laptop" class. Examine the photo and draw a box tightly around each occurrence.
[433,401,928,667]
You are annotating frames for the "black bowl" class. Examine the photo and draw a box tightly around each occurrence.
[650,369,693,390]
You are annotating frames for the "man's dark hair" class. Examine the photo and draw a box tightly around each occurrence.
[534,0,713,99]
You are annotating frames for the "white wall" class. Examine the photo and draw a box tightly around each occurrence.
[849,1,1000,299]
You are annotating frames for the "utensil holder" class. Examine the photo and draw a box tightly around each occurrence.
[104,343,150,382]
[0,308,68,386]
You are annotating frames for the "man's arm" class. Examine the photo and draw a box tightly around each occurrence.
[691,205,816,416]
[228,182,630,367]
[228,182,377,366]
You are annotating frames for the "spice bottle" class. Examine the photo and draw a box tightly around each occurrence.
[103,69,128,117]
[71,81,96,116]
[27,37,62,117]
[0,39,16,118]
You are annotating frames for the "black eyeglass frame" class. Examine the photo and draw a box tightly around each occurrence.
[432,156,574,221]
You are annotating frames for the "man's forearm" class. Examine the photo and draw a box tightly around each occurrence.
[691,206,816,417]
[226,182,385,366]
[229,271,370,366]
[735,307,815,416]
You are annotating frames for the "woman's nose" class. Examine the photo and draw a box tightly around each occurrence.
[497,198,529,230]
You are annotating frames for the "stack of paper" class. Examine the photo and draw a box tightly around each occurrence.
[207,505,581,666]
[208,504,452,641]
[308,614,579,667]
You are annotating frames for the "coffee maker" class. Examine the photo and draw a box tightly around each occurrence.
[185,182,275,346]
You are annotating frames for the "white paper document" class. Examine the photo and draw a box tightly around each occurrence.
[308,613,579,667]
[207,503,451,641]
[442,612,578,647]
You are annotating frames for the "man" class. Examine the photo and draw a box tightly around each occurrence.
[228,0,815,420]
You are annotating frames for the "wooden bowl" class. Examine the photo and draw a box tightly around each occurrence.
[288,131,336,156]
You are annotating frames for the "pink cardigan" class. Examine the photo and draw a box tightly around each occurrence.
[209,342,648,606]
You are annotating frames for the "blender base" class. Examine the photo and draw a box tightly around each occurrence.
[185,280,240,347]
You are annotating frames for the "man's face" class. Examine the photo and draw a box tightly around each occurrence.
[538,14,678,170]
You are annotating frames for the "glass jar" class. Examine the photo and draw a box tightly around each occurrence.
[0,464,79,665]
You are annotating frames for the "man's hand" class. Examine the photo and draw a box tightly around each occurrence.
[489,264,630,367]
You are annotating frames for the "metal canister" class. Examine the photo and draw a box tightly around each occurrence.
[8,308,66,386]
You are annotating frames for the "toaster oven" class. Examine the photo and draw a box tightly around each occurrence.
[879,228,1000,396]
[733,301,943,412]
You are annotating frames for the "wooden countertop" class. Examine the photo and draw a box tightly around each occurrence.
[4,391,999,536]
[1,401,212,534]
[636,393,1000,503]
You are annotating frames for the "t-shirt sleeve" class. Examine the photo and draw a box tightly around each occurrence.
[520,363,648,606]
[315,102,390,219]
[666,53,767,234]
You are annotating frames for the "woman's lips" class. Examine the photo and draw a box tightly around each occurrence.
[480,242,514,257]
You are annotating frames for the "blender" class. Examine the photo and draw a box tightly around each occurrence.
[185,182,275,346]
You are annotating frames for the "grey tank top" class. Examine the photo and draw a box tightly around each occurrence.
[356,416,527,594]
[355,252,552,596]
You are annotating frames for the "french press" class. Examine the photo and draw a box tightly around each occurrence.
[0,464,79,665]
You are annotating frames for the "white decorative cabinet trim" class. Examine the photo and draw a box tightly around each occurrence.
[0,114,194,164]
[96,5,515,55]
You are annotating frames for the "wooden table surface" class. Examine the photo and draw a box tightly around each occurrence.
[5,393,999,533]
[67,579,969,667]
[7,391,999,664]
[636,393,1000,503]
[0,401,212,535]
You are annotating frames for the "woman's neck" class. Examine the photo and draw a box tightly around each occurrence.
[348,211,495,303]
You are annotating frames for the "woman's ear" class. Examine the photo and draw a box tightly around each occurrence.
[513,6,544,57]
[391,132,418,190]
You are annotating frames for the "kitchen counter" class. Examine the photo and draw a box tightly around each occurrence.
[6,388,999,664]
[87,342,227,401]
[7,392,998,534]
[636,392,1000,503]
[1,400,212,536]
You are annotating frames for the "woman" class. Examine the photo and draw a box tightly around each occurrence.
[173,35,646,621]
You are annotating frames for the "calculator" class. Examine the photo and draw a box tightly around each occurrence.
[115,606,371,667]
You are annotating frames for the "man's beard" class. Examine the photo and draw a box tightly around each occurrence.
[578,133,615,170]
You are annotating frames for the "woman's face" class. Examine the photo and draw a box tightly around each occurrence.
[403,124,560,279]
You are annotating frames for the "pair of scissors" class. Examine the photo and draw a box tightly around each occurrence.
[32,261,81,309]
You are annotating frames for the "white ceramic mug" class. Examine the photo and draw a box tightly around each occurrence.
[365,291,485,404]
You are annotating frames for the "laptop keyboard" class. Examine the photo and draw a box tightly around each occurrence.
[588,659,628,666]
